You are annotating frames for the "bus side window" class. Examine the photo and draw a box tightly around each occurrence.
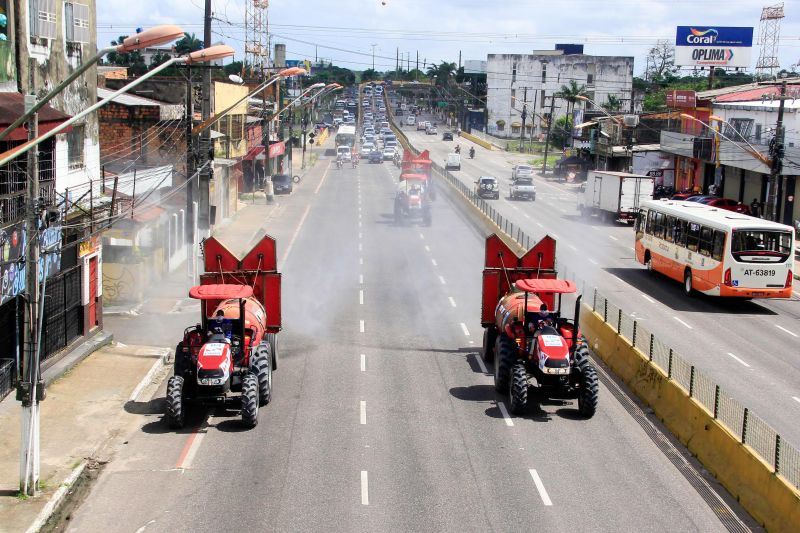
[687,222,700,252]
[664,216,675,243]
[646,210,656,235]
[699,226,713,257]
[635,211,645,240]
[654,212,666,239]
[712,230,725,261]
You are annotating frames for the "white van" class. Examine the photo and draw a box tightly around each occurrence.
[336,146,352,161]
[406,115,416,126]
[445,153,461,171]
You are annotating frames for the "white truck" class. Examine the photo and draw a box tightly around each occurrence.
[445,153,461,171]
[578,171,654,223]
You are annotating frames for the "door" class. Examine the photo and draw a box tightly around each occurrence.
[88,257,98,328]
[592,176,603,209]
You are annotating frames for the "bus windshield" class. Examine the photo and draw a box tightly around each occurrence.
[731,230,793,258]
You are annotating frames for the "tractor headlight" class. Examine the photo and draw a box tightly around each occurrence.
[198,377,225,386]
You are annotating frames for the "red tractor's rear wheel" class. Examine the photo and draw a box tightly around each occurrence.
[577,364,599,418]
[481,328,496,363]
[494,336,516,393]
[250,345,272,405]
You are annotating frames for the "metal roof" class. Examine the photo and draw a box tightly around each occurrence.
[97,88,184,120]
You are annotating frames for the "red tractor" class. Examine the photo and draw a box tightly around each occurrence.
[394,175,432,226]
[166,235,281,429]
[400,149,436,201]
[481,235,598,417]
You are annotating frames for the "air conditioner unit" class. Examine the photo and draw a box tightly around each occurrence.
[623,115,639,127]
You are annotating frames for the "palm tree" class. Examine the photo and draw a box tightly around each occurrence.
[603,95,623,113]
[556,80,588,147]
[175,33,203,55]
[427,61,457,87]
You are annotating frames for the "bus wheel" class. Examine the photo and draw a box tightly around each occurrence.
[645,252,653,273]
[683,270,693,296]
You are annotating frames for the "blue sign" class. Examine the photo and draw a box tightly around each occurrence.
[675,26,753,47]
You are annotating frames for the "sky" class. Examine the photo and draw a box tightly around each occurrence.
[97,0,800,76]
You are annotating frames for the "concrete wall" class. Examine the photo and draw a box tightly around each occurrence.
[486,53,634,138]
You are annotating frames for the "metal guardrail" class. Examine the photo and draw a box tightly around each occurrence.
[391,109,800,491]
[0,359,14,401]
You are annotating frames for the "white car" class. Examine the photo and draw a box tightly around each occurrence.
[361,143,375,157]
[383,147,396,160]
[511,164,534,180]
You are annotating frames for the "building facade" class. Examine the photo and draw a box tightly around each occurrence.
[486,50,634,139]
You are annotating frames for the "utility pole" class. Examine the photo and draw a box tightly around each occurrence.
[19,71,41,496]
[371,44,377,71]
[396,48,399,72]
[541,93,556,174]
[198,0,213,230]
[520,87,528,152]
[416,50,419,77]
[767,80,788,222]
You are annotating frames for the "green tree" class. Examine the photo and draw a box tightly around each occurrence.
[175,33,203,55]
[548,115,573,149]
[603,95,623,112]
[426,61,457,87]
[361,68,381,82]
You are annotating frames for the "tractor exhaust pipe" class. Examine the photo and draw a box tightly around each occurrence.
[571,294,582,357]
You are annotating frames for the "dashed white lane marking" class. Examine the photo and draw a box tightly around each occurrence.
[360,401,367,425]
[360,257,363,265]
[608,235,619,241]
[497,402,515,427]
[536,222,544,228]
[591,226,599,231]
[439,275,447,285]
[279,205,311,268]
[358,243,363,251]
[359,290,364,305]
[673,316,693,329]
[792,396,800,405]
[360,320,365,333]
[460,323,470,336]
[360,354,366,372]
[359,232,363,239]
[641,294,655,304]
[568,244,577,251]
[589,258,598,265]
[775,325,799,338]
[529,469,553,506]
[448,297,457,308]
[431,258,438,266]
[361,471,369,505]
[523,213,531,219]
[511,205,520,211]
[424,245,431,252]
[727,352,751,368]
[358,221,362,228]
[359,274,364,284]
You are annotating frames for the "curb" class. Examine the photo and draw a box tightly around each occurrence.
[42,331,114,388]
[24,460,87,533]
[128,348,172,403]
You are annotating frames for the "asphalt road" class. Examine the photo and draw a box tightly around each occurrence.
[399,111,800,450]
[64,147,756,532]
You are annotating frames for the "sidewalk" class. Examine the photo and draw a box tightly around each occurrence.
[0,342,170,533]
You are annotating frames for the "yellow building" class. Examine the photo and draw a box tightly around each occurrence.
[213,81,249,159]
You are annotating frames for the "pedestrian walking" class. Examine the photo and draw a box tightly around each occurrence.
[750,198,762,218]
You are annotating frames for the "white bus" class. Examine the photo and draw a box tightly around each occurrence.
[635,200,795,298]
[334,125,356,148]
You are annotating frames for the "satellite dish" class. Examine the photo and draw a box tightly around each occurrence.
[228,74,244,85]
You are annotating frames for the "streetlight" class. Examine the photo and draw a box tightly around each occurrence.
[0,45,236,167]
[191,66,307,136]
[14,43,234,497]
[0,25,186,143]
[299,84,341,169]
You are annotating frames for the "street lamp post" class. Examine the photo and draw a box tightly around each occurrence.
[11,44,233,497]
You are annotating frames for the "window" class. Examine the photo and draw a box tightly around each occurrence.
[30,0,57,40]
[731,230,792,257]
[712,231,725,261]
[686,222,700,252]
[65,2,90,44]
[541,63,547,84]
[674,219,687,246]
[540,89,545,109]
[724,118,754,140]
[645,210,656,235]
[699,226,713,257]
[67,124,85,169]
[664,215,675,243]
[510,88,516,109]
[512,62,517,83]
[587,64,596,86]
[754,124,762,142]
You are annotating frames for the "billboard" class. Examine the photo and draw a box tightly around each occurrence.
[674,26,753,69]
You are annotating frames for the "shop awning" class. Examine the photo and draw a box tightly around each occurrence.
[0,92,73,141]
[511,121,521,127]
[243,145,265,161]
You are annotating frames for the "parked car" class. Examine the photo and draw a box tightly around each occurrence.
[368,150,384,164]
[475,176,500,199]
[442,131,454,141]
[272,174,293,195]
[686,195,751,214]
[511,164,534,180]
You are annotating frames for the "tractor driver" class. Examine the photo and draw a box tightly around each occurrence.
[529,303,554,335]
[209,310,232,342]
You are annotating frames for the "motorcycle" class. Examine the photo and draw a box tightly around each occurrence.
[336,158,343,170]
[469,147,475,159]
[454,145,460,154]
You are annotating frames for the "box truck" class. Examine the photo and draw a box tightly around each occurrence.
[578,171,654,223]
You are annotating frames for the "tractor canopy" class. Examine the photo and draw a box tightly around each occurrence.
[515,279,576,294]
[189,284,254,300]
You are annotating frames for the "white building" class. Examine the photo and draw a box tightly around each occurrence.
[486,49,634,139]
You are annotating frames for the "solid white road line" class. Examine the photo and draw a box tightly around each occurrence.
[279,205,311,268]
[439,275,447,285]
[360,354,366,372]
[475,354,488,373]
[431,258,438,266]
[360,401,367,425]
[314,162,331,194]
[673,316,693,329]
[359,290,364,305]
[641,293,655,304]
[460,323,470,336]
[497,402,515,427]
[775,325,799,338]
[360,320,365,333]
[529,469,553,506]
[449,297,457,308]
[361,471,369,505]
[727,352,751,368]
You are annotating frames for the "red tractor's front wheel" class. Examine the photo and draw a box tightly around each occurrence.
[241,374,260,428]
[166,376,185,429]
[508,362,528,415]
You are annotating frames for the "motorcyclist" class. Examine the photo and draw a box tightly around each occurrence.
[454,144,460,154]
[469,146,475,159]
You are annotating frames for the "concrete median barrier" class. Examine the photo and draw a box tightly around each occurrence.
[460,131,493,151]
[580,306,800,533]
